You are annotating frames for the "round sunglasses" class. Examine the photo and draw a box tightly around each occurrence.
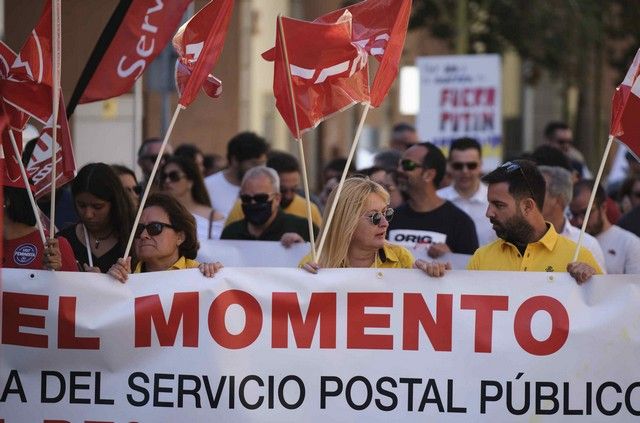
[364,207,394,225]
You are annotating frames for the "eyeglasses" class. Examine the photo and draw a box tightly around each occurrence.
[141,154,168,163]
[240,193,276,204]
[135,221,176,238]
[161,170,185,183]
[400,159,423,171]
[500,161,535,199]
[364,207,394,226]
[451,161,479,171]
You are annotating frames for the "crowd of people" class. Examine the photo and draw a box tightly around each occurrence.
[3,120,640,283]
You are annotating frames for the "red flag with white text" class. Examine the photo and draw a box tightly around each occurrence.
[315,0,411,107]
[263,14,370,138]
[610,48,640,158]
[26,98,76,199]
[79,0,193,103]
[172,0,234,107]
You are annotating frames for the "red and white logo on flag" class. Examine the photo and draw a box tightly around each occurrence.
[611,48,640,158]
[172,0,234,107]
[264,14,370,138]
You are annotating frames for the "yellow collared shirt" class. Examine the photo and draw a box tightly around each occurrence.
[466,224,603,274]
[299,243,415,269]
[134,256,200,273]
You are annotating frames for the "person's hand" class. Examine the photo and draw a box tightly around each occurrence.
[414,259,451,277]
[108,257,131,283]
[82,263,101,273]
[199,262,223,278]
[427,242,451,259]
[43,238,62,271]
[302,261,320,274]
[567,262,596,284]
[281,232,304,248]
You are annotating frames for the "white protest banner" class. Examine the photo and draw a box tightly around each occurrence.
[196,239,311,267]
[2,268,640,422]
[416,54,502,171]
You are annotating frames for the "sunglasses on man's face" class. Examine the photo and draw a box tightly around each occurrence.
[451,161,479,171]
[161,170,184,183]
[135,221,176,238]
[400,159,423,172]
[365,207,394,226]
[240,193,275,204]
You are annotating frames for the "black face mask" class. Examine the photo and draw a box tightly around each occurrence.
[242,201,273,226]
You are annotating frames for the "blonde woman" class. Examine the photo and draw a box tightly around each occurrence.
[301,177,449,276]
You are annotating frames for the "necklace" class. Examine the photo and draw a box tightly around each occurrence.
[93,231,113,249]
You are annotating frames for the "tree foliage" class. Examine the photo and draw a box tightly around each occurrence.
[410,0,640,86]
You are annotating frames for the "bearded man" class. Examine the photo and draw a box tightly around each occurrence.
[466,160,602,284]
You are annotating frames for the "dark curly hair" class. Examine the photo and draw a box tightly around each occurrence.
[144,193,199,259]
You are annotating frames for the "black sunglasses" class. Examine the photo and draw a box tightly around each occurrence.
[240,193,275,204]
[500,161,535,199]
[135,221,176,238]
[400,159,423,171]
[451,161,479,171]
[161,170,184,183]
[125,185,142,196]
[366,207,394,225]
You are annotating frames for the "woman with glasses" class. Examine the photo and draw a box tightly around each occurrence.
[57,163,136,273]
[107,193,222,282]
[301,177,449,276]
[160,156,225,240]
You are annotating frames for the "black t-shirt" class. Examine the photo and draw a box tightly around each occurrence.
[57,224,125,273]
[387,201,479,254]
[221,211,318,241]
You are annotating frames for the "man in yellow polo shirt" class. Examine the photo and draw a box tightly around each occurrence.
[225,151,322,227]
[466,160,602,284]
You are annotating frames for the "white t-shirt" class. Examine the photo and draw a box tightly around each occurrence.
[437,183,496,246]
[193,213,224,241]
[204,171,240,218]
[596,225,640,274]
[560,220,607,273]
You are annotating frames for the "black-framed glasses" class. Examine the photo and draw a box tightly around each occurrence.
[500,161,535,199]
[161,170,184,183]
[365,207,394,226]
[400,159,423,171]
[451,161,479,171]
[135,221,176,238]
[240,193,276,204]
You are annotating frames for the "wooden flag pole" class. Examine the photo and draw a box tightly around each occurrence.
[49,0,62,236]
[316,102,371,262]
[123,105,184,259]
[8,131,47,244]
[277,14,317,260]
[572,134,615,261]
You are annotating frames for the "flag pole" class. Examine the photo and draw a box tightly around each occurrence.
[316,102,371,262]
[49,0,62,236]
[8,131,46,244]
[572,134,615,261]
[123,104,184,259]
[277,14,317,260]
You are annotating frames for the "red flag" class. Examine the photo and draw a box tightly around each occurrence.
[263,14,370,138]
[315,0,411,107]
[172,0,234,107]
[26,97,75,199]
[79,0,193,103]
[611,48,640,157]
